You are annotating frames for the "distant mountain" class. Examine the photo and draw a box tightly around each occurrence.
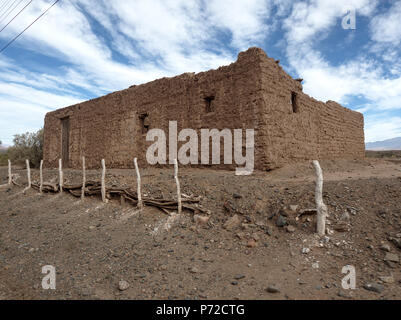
[0,145,9,153]
[366,137,401,151]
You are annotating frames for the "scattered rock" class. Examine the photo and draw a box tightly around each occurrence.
[234,274,246,280]
[384,253,399,263]
[247,239,258,248]
[289,205,299,212]
[231,281,238,286]
[337,291,352,299]
[379,275,394,284]
[193,215,210,227]
[223,214,241,231]
[363,283,384,294]
[340,211,350,221]
[265,226,272,236]
[390,238,401,249]
[235,232,246,240]
[118,280,130,291]
[302,248,310,254]
[189,267,199,274]
[380,244,391,252]
[276,215,287,227]
[286,225,296,233]
[332,222,350,232]
[266,285,280,293]
[233,193,242,199]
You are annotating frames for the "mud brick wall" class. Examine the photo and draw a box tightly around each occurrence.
[43,47,365,171]
[257,48,364,169]
[44,48,265,169]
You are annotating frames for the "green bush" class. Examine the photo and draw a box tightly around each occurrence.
[7,129,44,168]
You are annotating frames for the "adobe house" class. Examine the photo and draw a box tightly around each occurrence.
[43,47,365,170]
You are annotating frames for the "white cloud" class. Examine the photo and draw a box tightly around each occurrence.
[365,115,401,142]
[0,0,400,146]
[370,0,401,45]
[283,0,377,43]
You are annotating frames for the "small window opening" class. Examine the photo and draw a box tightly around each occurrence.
[139,113,149,134]
[291,92,299,113]
[204,96,215,113]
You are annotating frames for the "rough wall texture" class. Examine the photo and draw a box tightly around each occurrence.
[43,47,365,170]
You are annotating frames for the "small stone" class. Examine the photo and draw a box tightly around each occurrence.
[223,214,241,231]
[247,239,258,248]
[118,280,130,291]
[251,233,260,241]
[194,215,210,226]
[235,232,246,240]
[340,211,350,221]
[302,248,310,254]
[391,238,401,249]
[189,267,199,274]
[379,276,394,284]
[233,193,242,199]
[337,291,352,299]
[231,281,238,286]
[276,215,287,227]
[384,253,399,263]
[312,262,319,269]
[266,285,280,293]
[234,274,246,280]
[363,283,384,293]
[89,226,96,230]
[286,225,296,233]
[289,205,299,212]
[380,244,391,252]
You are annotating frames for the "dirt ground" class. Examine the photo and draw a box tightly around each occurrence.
[0,156,400,300]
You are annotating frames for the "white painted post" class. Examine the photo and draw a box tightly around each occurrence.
[59,159,63,193]
[313,160,328,236]
[174,159,182,214]
[81,156,86,200]
[23,159,31,193]
[39,160,43,194]
[134,158,143,209]
[8,159,12,185]
[101,159,108,203]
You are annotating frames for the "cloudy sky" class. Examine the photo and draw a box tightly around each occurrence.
[0,0,400,145]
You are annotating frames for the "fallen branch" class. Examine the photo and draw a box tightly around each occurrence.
[29,179,207,215]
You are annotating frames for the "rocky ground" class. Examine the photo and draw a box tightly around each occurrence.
[0,156,400,300]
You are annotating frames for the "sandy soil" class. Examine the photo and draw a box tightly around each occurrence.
[0,157,400,300]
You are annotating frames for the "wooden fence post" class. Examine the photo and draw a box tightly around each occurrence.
[59,159,63,193]
[8,159,12,185]
[81,156,86,200]
[174,159,182,214]
[313,160,328,236]
[39,160,43,194]
[134,158,143,209]
[101,159,108,203]
[23,159,31,193]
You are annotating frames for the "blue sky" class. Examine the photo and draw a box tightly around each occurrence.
[0,0,400,145]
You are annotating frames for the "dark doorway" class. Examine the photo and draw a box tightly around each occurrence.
[61,117,70,167]
[204,96,215,113]
[139,113,149,134]
[291,92,299,113]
